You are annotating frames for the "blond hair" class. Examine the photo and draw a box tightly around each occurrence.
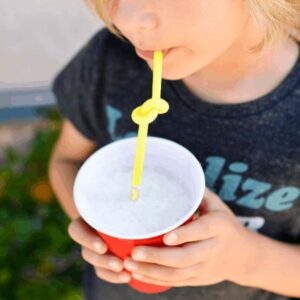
[88,0,300,51]
[246,0,300,51]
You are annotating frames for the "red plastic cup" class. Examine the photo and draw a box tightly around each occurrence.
[73,136,206,294]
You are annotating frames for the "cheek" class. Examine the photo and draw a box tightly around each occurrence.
[190,21,244,54]
[155,46,220,80]
[185,0,248,53]
[144,48,207,80]
[158,14,247,79]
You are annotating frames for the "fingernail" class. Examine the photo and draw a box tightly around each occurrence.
[132,250,146,261]
[120,273,131,282]
[93,240,104,253]
[166,233,178,244]
[109,260,121,271]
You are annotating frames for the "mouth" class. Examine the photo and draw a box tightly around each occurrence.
[135,47,172,60]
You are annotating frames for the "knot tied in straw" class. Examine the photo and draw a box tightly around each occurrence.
[131,98,169,126]
[130,50,169,201]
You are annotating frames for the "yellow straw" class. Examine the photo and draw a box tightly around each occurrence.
[130,123,148,201]
[152,51,162,100]
[130,50,169,201]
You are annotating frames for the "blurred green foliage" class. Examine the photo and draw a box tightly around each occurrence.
[0,108,83,300]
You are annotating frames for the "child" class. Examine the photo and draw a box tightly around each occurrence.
[49,0,300,299]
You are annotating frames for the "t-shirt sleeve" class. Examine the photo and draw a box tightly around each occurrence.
[51,29,109,141]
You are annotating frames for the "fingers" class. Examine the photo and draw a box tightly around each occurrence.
[68,217,107,254]
[163,214,215,246]
[81,247,124,272]
[124,258,200,282]
[130,272,196,288]
[132,239,215,268]
[94,267,131,284]
[163,207,237,246]
[79,237,131,285]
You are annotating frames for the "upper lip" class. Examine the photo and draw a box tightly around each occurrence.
[136,47,171,55]
[137,47,169,51]
[128,35,170,51]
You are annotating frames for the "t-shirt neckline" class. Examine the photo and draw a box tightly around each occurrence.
[167,45,300,118]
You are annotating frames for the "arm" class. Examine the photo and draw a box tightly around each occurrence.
[48,119,96,220]
[236,228,300,297]
[48,120,131,283]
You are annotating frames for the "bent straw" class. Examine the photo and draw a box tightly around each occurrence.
[130,50,169,201]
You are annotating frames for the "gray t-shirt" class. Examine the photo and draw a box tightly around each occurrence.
[52,28,300,300]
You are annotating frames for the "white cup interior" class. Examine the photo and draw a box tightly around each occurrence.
[74,136,205,239]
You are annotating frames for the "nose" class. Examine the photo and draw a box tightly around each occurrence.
[111,2,159,33]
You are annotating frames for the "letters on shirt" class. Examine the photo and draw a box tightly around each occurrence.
[205,156,300,212]
[106,104,300,216]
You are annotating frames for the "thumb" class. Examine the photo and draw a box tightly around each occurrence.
[202,187,234,216]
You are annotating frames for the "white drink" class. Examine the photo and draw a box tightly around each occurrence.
[75,164,192,238]
[74,137,205,240]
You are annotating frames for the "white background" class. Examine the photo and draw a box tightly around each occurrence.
[0,0,104,85]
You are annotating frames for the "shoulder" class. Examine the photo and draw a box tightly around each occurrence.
[92,28,149,80]
[51,27,149,142]
[82,28,151,94]
[53,27,147,89]
[73,27,145,73]
[78,27,129,60]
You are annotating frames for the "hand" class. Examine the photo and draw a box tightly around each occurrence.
[68,217,131,284]
[123,188,256,287]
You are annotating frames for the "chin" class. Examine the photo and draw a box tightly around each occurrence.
[146,60,197,81]
[161,66,200,81]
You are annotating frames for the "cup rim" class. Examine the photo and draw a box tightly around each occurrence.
[73,136,206,240]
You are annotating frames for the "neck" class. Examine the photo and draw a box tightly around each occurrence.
[183,21,299,104]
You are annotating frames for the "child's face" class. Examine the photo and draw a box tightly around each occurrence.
[110,0,252,80]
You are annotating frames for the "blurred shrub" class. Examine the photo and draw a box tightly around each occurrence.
[0,108,83,300]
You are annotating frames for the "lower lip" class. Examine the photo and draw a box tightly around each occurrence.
[135,48,172,60]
